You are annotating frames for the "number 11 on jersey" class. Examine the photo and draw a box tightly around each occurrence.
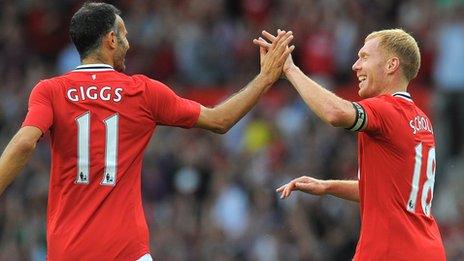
[75,112,119,186]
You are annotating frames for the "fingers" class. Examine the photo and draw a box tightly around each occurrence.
[262,30,277,42]
[286,45,296,55]
[276,184,286,192]
[254,30,293,55]
[259,46,266,61]
[276,176,316,199]
[276,182,294,199]
[257,29,294,82]
[272,32,293,60]
[276,31,293,47]
[252,37,271,49]
[269,30,286,50]
[282,181,296,198]
[258,29,292,46]
[276,176,306,199]
[280,33,294,49]
[276,37,294,65]
[277,184,288,198]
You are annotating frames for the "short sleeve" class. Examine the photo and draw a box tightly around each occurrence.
[22,80,54,134]
[357,96,395,135]
[142,76,201,128]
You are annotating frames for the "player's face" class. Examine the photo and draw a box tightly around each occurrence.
[113,16,129,72]
[352,38,388,98]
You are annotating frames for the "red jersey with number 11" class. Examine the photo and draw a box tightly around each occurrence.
[22,64,201,260]
[353,92,445,260]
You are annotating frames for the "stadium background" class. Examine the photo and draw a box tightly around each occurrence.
[0,0,463,260]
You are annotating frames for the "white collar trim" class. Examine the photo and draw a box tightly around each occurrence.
[73,64,114,72]
[392,91,413,102]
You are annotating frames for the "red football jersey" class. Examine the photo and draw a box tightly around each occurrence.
[352,92,445,260]
[22,64,201,260]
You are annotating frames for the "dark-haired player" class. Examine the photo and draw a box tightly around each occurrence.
[0,2,294,260]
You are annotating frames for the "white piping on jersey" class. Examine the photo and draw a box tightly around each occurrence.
[392,91,413,102]
[72,64,115,72]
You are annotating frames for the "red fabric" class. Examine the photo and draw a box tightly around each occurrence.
[353,95,445,260]
[23,81,54,134]
[22,68,200,260]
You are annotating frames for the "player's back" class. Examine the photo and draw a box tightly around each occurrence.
[45,65,156,260]
[22,64,199,260]
[355,93,446,260]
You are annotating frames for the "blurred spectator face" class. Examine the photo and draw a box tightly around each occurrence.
[114,16,130,72]
[352,37,388,98]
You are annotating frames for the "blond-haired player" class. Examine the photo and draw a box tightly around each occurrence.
[256,29,446,260]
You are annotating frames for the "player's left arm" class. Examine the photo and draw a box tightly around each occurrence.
[195,31,295,133]
[149,31,294,133]
[0,126,42,195]
[194,74,274,134]
[276,176,359,202]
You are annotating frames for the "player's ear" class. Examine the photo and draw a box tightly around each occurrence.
[386,57,400,75]
[104,31,118,50]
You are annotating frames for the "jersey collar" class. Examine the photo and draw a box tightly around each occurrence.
[392,91,413,102]
[73,64,115,72]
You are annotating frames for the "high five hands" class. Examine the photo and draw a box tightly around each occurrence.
[254,30,329,200]
[253,29,296,78]
[254,30,295,85]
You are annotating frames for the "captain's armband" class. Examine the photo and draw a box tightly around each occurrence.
[346,102,366,132]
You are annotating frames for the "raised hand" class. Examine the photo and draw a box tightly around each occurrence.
[253,29,296,76]
[255,30,295,86]
[276,176,328,199]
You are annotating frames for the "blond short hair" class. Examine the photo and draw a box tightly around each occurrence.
[365,29,421,81]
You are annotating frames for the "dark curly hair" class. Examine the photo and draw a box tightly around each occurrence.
[69,2,121,60]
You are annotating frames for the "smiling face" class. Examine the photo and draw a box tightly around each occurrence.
[352,37,389,98]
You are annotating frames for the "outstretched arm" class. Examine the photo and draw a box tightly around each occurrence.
[195,74,274,134]
[195,31,295,133]
[285,66,356,128]
[254,31,357,129]
[276,176,359,202]
[0,126,42,195]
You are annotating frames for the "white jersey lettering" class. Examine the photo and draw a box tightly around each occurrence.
[67,86,123,102]
[409,115,433,135]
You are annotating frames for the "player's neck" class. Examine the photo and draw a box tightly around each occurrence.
[381,75,409,95]
[81,54,114,67]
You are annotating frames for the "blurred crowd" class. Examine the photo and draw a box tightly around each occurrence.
[0,0,464,260]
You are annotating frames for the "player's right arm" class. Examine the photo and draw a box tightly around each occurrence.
[254,31,362,130]
[0,127,42,195]
[0,79,54,195]
[276,176,359,202]
[284,66,357,128]
[195,31,295,134]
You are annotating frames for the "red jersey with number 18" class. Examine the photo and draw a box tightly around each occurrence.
[352,92,445,260]
[22,64,201,260]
